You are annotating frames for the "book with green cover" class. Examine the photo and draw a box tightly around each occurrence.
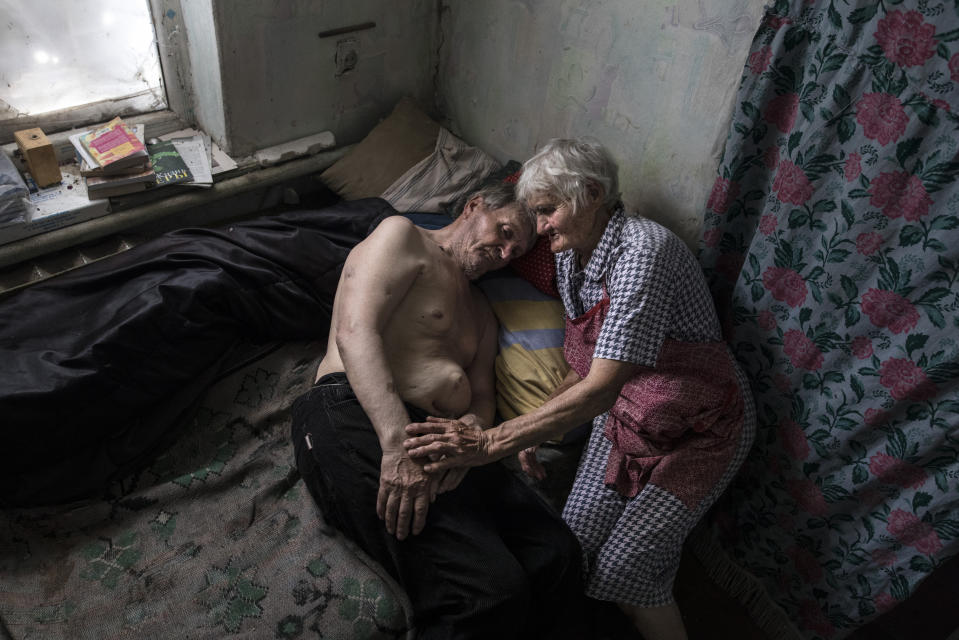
[148,141,194,186]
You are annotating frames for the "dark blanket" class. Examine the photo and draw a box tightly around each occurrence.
[0,197,396,507]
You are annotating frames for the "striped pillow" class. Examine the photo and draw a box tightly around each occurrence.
[477,271,569,421]
[381,127,500,214]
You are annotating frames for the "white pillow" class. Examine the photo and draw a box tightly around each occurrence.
[380,127,500,214]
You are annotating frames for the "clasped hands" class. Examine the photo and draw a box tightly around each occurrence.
[404,415,492,472]
[377,415,485,541]
[406,416,547,481]
[380,416,548,539]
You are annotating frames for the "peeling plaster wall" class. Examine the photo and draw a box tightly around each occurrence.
[175,0,227,146]
[211,0,436,157]
[437,0,766,246]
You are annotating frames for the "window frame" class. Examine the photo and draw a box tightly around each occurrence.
[0,0,193,145]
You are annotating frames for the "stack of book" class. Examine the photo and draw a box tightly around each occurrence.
[70,117,156,198]
[70,117,203,199]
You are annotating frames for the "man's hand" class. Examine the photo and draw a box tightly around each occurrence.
[376,448,434,540]
[404,416,491,473]
[518,445,547,481]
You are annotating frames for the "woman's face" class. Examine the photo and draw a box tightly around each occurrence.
[528,188,605,254]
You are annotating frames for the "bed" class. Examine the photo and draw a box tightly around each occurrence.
[0,99,577,640]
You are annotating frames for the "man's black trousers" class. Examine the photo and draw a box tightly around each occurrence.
[291,373,587,640]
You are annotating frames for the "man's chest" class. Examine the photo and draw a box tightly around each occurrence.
[393,267,479,358]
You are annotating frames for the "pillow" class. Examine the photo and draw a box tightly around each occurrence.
[477,271,570,423]
[319,97,440,199]
[510,236,559,298]
[381,127,501,214]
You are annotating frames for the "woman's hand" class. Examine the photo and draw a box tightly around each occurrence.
[518,445,546,481]
[404,416,492,473]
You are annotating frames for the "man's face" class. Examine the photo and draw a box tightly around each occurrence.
[461,198,534,280]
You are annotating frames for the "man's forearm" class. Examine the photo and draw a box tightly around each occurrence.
[338,330,409,450]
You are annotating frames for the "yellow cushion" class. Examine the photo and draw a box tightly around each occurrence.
[478,274,569,421]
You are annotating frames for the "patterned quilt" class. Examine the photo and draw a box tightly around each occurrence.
[0,341,414,640]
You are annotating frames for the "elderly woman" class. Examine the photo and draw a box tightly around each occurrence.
[404,138,755,640]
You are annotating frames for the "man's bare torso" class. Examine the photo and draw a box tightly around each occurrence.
[316,221,484,418]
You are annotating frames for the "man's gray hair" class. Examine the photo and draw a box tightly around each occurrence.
[461,180,536,232]
[517,138,621,215]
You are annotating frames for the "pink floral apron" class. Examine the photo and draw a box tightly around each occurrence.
[563,287,746,510]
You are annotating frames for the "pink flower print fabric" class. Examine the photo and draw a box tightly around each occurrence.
[697,1,959,637]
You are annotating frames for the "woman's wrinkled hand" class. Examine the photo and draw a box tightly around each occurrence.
[404,416,491,473]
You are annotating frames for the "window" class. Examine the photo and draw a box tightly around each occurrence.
[0,0,166,142]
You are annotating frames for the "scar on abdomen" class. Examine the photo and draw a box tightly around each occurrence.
[431,309,444,319]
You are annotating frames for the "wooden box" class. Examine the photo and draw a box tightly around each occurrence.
[14,127,62,188]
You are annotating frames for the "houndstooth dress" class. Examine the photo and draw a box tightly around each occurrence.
[555,208,755,606]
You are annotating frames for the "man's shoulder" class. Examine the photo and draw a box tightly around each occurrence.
[359,215,429,253]
[370,214,420,239]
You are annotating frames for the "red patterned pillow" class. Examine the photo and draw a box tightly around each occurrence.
[511,235,558,298]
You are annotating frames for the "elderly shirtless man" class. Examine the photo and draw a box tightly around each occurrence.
[291,182,586,640]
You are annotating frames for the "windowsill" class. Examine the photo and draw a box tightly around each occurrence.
[1,111,231,259]
[0,143,351,284]
[0,110,347,296]
[3,110,190,164]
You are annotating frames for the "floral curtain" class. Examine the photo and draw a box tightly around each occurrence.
[697,1,959,638]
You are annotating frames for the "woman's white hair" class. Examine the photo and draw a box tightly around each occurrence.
[517,138,621,215]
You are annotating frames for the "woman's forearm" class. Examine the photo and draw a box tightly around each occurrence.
[404,360,635,470]
[485,374,617,459]
[546,368,582,402]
